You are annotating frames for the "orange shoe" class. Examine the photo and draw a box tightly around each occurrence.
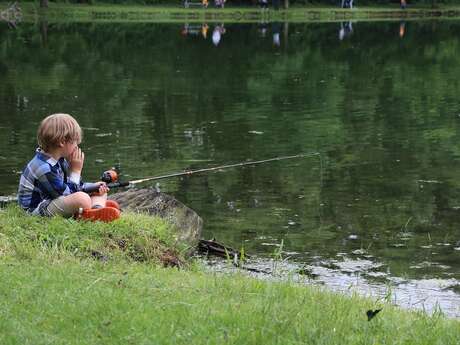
[105,200,120,210]
[80,207,120,223]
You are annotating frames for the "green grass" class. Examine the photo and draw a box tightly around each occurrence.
[1,257,459,344]
[0,205,185,266]
[0,206,459,344]
[6,2,460,23]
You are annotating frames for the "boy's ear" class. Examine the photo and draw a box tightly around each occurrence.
[58,141,65,148]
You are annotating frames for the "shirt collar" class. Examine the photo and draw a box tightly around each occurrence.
[36,147,59,166]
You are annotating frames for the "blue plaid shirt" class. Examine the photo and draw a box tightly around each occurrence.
[18,148,84,215]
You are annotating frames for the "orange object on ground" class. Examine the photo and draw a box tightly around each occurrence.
[79,207,120,223]
[105,200,120,210]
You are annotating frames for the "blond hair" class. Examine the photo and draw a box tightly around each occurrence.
[37,113,82,152]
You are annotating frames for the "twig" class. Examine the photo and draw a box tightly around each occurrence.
[85,277,104,291]
[198,238,250,259]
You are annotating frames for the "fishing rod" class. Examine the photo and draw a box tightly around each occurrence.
[0,152,322,206]
[83,152,321,194]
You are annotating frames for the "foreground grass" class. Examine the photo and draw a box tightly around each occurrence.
[0,206,459,344]
[0,206,185,266]
[1,257,459,345]
[7,2,460,23]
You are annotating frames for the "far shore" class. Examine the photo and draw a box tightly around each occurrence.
[4,2,460,23]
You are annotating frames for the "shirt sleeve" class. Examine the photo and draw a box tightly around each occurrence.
[69,171,81,185]
[60,159,83,193]
[65,178,82,194]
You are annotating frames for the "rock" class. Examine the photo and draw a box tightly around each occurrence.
[0,195,17,208]
[110,188,203,252]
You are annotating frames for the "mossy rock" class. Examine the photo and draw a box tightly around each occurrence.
[109,188,202,252]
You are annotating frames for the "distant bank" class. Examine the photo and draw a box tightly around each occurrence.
[5,3,460,23]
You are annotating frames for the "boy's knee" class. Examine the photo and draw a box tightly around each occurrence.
[72,192,92,209]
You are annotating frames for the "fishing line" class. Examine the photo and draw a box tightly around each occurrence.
[127,152,322,186]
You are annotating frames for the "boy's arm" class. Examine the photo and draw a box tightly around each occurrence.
[60,159,84,193]
[37,168,75,199]
[67,147,85,191]
[66,174,83,193]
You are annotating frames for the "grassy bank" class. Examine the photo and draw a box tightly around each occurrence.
[0,206,186,266]
[6,2,460,23]
[1,258,460,344]
[0,206,459,343]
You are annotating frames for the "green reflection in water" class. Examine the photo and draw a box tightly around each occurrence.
[1,21,460,283]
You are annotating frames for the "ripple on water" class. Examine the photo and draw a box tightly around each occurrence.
[202,256,460,318]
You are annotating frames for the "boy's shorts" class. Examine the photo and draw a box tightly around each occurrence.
[32,196,75,218]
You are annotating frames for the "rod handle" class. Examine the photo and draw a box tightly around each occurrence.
[108,181,130,189]
[82,181,130,194]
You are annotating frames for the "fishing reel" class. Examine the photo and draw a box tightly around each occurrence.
[100,168,119,184]
[82,167,129,194]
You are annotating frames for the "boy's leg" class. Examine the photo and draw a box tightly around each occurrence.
[46,192,119,222]
[46,192,92,218]
[90,193,107,208]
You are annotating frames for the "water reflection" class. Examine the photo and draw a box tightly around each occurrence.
[258,21,268,37]
[339,21,353,41]
[1,21,460,315]
[399,21,406,38]
[179,21,287,48]
[178,20,411,50]
[272,22,281,46]
[179,21,288,48]
[181,23,209,39]
[205,257,460,317]
[212,24,226,46]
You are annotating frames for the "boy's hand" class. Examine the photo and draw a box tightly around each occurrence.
[90,182,109,196]
[69,147,84,173]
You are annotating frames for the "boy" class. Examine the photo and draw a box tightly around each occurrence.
[18,113,120,222]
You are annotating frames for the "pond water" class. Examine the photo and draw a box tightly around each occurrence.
[1,20,460,317]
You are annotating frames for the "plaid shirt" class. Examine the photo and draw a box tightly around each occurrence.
[18,148,83,216]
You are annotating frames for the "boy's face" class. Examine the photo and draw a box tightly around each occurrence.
[62,140,78,159]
